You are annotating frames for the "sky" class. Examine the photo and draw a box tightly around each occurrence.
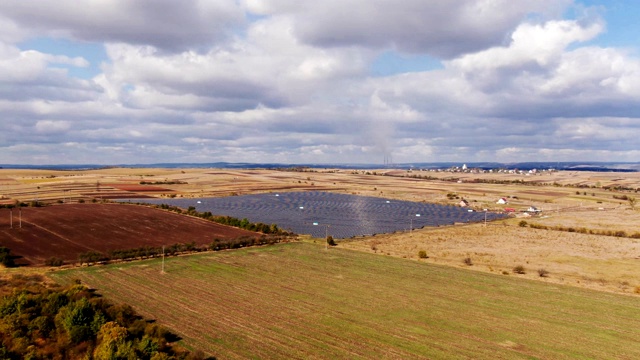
[1,0,639,165]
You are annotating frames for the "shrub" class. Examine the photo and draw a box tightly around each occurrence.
[0,246,15,267]
[45,257,64,267]
[518,220,528,227]
[418,250,428,259]
[537,268,549,277]
[513,265,526,274]
[326,236,336,246]
[463,257,473,266]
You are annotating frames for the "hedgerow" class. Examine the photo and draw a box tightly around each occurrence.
[77,235,293,266]
[526,223,639,239]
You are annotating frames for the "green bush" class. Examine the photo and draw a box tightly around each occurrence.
[513,265,526,274]
[418,250,428,259]
[518,220,528,227]
[45,257,64,267]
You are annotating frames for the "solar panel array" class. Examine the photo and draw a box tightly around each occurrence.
[127,191,507,239]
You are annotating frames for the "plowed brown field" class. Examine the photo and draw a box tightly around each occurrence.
[0,204,260,265]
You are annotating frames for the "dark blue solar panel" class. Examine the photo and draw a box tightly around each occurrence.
[124,191,507,239]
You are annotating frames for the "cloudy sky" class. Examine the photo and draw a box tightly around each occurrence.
[1,0,639,165]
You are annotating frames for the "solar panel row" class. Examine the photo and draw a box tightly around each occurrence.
[125,191,507,239]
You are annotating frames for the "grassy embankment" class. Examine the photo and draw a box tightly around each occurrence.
[51,242,640,359]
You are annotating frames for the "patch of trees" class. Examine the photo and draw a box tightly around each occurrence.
[45,257,64,267]
[613,194,630,200]
[604,185,639,192]
[0,247,15,267]
[0,202,24,209]
[77,251,110,266]
[0,201,47,209]
[0,274,210,359]
[275,167,316,172]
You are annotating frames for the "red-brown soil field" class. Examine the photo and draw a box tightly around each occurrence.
[0,204,261,266]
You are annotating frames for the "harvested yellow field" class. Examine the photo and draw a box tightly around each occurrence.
[341,221,640,295]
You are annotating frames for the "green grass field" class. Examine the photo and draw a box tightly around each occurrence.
[51,243,640,359]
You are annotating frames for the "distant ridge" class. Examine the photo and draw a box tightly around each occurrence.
[0,162,638,172]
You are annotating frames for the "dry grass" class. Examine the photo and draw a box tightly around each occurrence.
[340,220,640,295]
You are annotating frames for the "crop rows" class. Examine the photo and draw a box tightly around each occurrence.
[52,243,640,359]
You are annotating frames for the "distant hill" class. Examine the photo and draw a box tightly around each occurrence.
[0,161,638,172]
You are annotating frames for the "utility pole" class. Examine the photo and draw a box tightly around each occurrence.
[325,225,330,250]
[161,245,165,274]
[410,214,420,234]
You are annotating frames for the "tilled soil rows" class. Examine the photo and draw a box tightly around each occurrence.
[0,203,260,265]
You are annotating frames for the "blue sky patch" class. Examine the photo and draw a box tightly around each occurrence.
[18,37,108,79]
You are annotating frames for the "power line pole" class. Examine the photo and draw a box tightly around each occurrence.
[325,225,330,250]
[161,245,165,274]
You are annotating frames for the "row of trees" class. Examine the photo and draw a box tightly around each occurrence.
[520,221,640,238]
[0,201,41,209]
[139,180,186,185]
[77,235,292,266]
[0,274,210,359]
[153,203,292,235]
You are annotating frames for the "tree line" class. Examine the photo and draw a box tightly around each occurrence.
[76,235,292,266]
[519,221,640,239]
[152,203,292,235]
